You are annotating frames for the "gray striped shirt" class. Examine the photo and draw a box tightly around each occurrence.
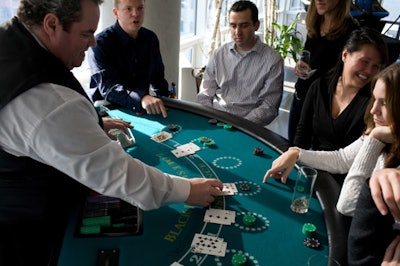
[197,37,284,126]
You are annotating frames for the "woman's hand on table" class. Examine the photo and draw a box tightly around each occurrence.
[263,148,300,184]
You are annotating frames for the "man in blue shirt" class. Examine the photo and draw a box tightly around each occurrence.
[88,0,169,117]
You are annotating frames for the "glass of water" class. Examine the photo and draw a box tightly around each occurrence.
[290,166,318,214]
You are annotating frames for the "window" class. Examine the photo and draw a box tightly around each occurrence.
[180,0,196,38]
[180,0,264,68]
[0,0,19,24]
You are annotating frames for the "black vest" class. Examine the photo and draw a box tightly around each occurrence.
[0,17,100,222]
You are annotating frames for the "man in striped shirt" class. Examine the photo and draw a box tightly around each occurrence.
[197,0,284,127]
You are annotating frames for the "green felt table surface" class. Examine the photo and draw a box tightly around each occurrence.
[57,100,339,266]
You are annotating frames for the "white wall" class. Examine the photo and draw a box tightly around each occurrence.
[144,0,180,92]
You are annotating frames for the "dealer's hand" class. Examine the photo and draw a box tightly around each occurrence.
[102,117,133,140]
[186,178,223,207]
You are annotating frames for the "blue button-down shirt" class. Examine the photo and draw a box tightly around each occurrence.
[88,21,169,111]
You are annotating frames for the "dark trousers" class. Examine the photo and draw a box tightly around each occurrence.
[348,181,396,265]
[0,221,63,266]
[0,177,86,266]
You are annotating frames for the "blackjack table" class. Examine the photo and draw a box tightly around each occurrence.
[57,98,348,266]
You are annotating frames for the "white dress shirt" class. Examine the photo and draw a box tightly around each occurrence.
[0,83,190,210]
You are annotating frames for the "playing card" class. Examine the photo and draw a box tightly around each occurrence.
[191,233,227,257]
[171,148,193,158]
[196,242,227,257]
[204,208,236,225]
[151,131,172,143]
[170,262,183,266]
[171,142,200,158]
[222,183,238,195]
[177,142,200,153]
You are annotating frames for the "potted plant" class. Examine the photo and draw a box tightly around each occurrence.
[266,13,304,62]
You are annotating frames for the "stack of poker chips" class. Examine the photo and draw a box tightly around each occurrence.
[302,223,321,249]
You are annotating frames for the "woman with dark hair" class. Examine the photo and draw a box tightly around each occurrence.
[263,62,399,219]
[294,27,388,152]
[288,0,360,145]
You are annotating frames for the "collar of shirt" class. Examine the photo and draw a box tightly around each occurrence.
[228,36,263,56]
[112,21,145,46]
[20,20,48,52]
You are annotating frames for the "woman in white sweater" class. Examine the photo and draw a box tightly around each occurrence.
[263,62,400,217]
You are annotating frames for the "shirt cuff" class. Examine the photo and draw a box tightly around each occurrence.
[164,175,191,204]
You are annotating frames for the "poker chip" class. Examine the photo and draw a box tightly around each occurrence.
[208,118,218,124]
[216,122,225,127]
[303,237,320,249]
[80,225,101,235]
[223,124,233,130]
[231,253,247,266]
[199,137,212,143]
[197,136,215,147]
[239,184,251,191]
[302,223,317,237]
[167,124,177,132]
[203,140,215,147]
[82,216,111,227]
[253,147,264,156]
[242,214,256,226]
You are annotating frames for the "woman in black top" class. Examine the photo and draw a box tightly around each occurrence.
[293,28,388,151]
[288,0,359,145]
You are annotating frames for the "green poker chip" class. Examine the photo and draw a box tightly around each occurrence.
[231,253,247,266]
[242,214,256,226]
[80,225,101,235]
[223,124,232,130]
[82,216,111,227]
[203,140,215,147]
[302,223,317,237]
